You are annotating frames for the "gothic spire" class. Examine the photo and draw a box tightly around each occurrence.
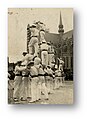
[58,12,64,34]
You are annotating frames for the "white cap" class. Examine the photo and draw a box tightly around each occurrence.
[34,57,41,65]
[30,24,36,28]
[42,39,46,43]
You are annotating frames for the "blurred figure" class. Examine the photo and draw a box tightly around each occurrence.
[38,64,49,100]
[13,61,26,102]
[40,29,45,42]
[47,42,51,65]
[58,63,64,87]
[34,57,42,101]
[47,42,55,66]
[8,72,14,104]
[57,57,64,72]
[46,65,53,94]
[58,70,63,88]
[54,65,59,89]
[28,24,39,56]
[21,68,29,101]
[40,40,48,66]
[28,61,39,103]
[21,53,34,101]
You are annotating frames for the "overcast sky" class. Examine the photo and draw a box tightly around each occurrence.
[8,8,73,62]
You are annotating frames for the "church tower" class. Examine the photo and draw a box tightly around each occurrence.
[58,12,64,35]
[58,12,64,58]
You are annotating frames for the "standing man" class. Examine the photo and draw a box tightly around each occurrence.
[40,29,45,42]
[34,57,49,101]
[34,56,41,101]
[58,58,65,87]
[13,61,26,102]
[8,72,14,103]
[28,24,39,56]
[47,42,52,65]
[54,69,61,89]
[40,40,48,66]
[21,53,34,101]
[45,65,53,94]
[54,69,59,89]
[21,68,29,101]
[58,69,63,87]
[47,42,55,66]
[27,61,39,103]
[57,57,64,71]
[38,64,49,100]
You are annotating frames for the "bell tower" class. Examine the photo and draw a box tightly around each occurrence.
[58,12,64,59]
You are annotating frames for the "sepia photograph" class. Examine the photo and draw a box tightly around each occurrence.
[8,8,73,104]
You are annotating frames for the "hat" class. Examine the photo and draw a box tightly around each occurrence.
[47,65,51,68]
[27,61,34,66]
[34,21,39,24]
[40,29,45,32]
[47,42,51,45]
[22,51,27,55]
[25,54,34,60]
[36,21,43,24]
[34,57,41,65]
[30,24,36,28]
[16,61,22,65]
[42,39,46,43]
[39,21,43,24]
[40,29,45,34]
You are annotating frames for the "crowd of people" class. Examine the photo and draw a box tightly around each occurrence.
[8,21,65,104]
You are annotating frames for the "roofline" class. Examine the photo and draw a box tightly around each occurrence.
[46,29,73,35]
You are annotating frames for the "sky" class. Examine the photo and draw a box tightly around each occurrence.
[8,8,73,62]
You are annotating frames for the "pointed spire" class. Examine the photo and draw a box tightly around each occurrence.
[58,11,64,34]
[60,11,62,26]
